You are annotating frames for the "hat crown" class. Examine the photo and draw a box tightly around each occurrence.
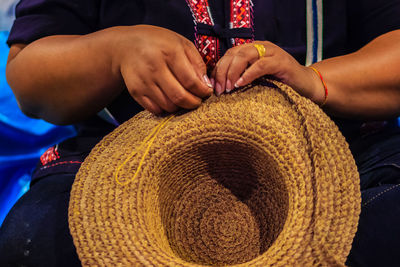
[69,81,360,266]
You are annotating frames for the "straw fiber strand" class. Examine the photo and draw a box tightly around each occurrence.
[69,81,360,266]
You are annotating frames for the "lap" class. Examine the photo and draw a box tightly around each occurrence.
[347,182,400,267]
[347,129,400,267]
[1,129,399,266]
[0,173,81,267]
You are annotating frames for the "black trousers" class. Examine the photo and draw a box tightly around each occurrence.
[0,173,80,267]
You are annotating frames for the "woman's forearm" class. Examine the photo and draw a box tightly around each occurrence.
[213,30,400,121]
[312,30,400,120]
[6,25,212,123]
[6,27,127,125]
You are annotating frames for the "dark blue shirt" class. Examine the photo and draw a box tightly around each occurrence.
[6,0,400,147]
[8,0,400,63]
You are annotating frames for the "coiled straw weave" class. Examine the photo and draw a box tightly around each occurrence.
[69,80,361,266]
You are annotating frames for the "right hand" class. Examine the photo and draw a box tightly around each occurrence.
[113,25,213,114]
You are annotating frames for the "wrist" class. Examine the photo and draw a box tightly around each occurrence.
[101,26,134,86]
[307,65,328,107]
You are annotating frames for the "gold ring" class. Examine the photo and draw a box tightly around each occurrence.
[254,44,266,58]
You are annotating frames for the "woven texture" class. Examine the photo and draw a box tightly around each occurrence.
[69,81,361,266]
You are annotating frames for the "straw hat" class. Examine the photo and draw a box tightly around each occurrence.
[69,80,360,266]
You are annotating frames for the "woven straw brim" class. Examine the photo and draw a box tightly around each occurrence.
[69,81,360,266]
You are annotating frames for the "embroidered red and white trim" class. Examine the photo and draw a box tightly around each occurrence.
[186,0,219,68]
[40,146,60,165]
[186,0,254,69]
[230,0,254,46]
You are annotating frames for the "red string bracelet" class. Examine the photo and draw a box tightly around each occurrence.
[309,67,328,107]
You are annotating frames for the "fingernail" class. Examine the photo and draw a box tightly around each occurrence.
[203,75,213,88]
[234,77,244,88]
[215,82,222,96]
[210,78,215,88]
[226,80,232,93]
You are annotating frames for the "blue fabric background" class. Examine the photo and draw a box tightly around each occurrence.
[0,31,76,225]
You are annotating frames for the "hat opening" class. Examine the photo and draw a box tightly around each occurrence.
[156,137,289,266]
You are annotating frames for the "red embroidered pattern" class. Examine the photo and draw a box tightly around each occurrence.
[186,0,254,69]
[231,0,254,46]
[40,146,60,165]
[186,0,219,68]
[40,161,82,170]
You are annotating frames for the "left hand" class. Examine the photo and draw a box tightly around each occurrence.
[211,41,325,104]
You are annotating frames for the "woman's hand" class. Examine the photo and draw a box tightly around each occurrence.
[6,25,214,124]
[113,25,213,114]
[211,41,325,105]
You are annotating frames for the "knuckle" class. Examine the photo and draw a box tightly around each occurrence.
[187,98,201,109]
[147,101,162,115]
[161,48,177,60]
[182,38,195,48]
[170,92,186,105]
[146,105,156,114]
[236,49,248,58]
[136,46,149,58]
[183,40,201,56]
[195,60,206,72]
[193,98,202,107]
[183,77,197,90]
[165,103,178,113]
[240,72,249,82]
[129,88,140,98]
[151,108,162,115]
[127,79,146,98]
[242,69,254,80]
[224,48,234,57]
[145,62,158,73]
[215,68,226,79]
[227,69,237,81]
[125,82,141,98]
[255,62,265,72]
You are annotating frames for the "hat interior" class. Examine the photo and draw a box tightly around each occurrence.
[152,136,290,265]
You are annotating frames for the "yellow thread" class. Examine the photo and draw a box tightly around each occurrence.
[115,115,175,186]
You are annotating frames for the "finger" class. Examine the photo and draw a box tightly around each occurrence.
[146,84,179,113]
[226,45,259,92]
[210,61,225,95]
[235,57,279,87]
[156,66,203,110]
[168,48,213,98]
[210,63,218,93]
[182,41,214,91]
[212,48,235,95]
[124,71,176,114]
[136,95,163,115]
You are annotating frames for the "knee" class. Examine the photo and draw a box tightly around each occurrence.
[347,184,400,267]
